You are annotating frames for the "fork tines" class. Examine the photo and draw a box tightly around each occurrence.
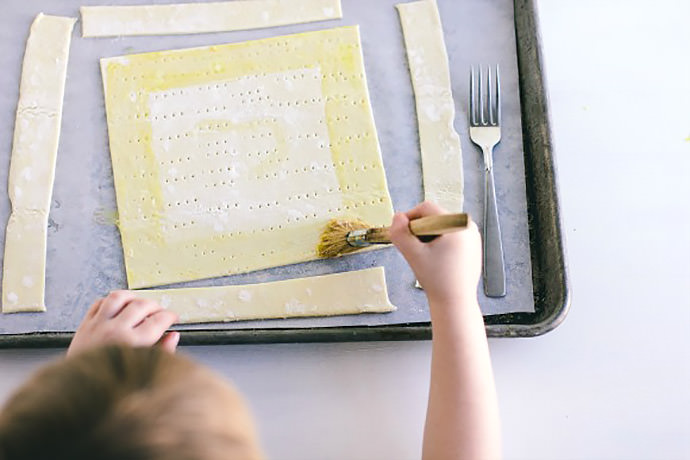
[470,65,501,127]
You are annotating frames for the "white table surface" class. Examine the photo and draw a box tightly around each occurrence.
[1,0,689,458]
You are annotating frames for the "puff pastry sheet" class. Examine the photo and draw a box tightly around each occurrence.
[81,0,342,37]
[101,26,393,288]
[397,0,463,212]
[136,266,395,324]
[2,14,75,313]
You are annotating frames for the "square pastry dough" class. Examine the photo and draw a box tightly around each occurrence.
[101,26,393,288]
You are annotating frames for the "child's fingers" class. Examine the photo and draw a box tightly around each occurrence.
[158,331,180,353]
[116,299,164,327]
[97,290,136,319]
[85,298,104,319]
[134,310,178,345]
[389,212,425,258]
[404,201,447,220]
[427,217,480,248]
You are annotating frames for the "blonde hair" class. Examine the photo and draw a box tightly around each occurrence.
[0,345,262,460]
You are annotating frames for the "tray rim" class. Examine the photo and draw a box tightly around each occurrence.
[0,0,570,348]
[0,315,569,349]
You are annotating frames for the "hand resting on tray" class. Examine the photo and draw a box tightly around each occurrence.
[67,290,180,357]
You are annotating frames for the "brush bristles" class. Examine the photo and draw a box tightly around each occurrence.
[317,218,370,258]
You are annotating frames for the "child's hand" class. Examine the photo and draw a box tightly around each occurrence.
[67,291,179,357]
[389,201,482,306]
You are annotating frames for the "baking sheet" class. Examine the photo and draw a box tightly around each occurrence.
[0,0,534,336]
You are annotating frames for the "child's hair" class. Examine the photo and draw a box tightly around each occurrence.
[0,345,263,460]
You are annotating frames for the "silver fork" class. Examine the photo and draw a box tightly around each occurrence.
[469,65,506,297]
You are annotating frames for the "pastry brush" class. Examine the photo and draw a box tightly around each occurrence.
[317,213,469,258]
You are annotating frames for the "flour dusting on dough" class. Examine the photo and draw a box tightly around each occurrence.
[159,295,172,308]
[20,168,33,181]
[238,290,252,302]
[285,299,306,314]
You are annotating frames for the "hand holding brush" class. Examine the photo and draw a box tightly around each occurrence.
[317,212,469,258]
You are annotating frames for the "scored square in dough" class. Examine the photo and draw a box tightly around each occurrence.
[397,0,463,212]
[135,266,395,324]
[101,26,394,289]
[2,14,76,313]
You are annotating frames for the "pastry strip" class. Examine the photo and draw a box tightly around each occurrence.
[3,14,76,313]
[135,267,396,324]
[81,0,342,37]
[397,0,464,212]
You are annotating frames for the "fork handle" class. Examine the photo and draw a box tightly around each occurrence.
[483,161,506,297]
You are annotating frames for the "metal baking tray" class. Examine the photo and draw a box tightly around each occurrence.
[0,0,569,347]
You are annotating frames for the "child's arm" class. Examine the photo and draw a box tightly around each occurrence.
[67,291,179,357]
[390,202,501,460]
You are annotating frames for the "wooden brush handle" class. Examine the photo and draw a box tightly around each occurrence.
[366,213,469,243]
[409,213,469,236]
